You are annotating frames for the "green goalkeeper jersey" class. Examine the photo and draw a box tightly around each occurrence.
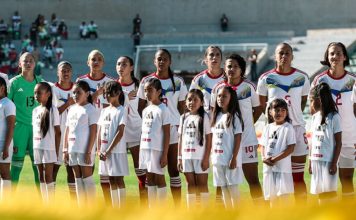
[8,74,43,125]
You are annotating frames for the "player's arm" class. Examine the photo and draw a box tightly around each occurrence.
[160,124,170,168]
[353,103,356,118]
[54,125,61,157]
[330,132,342,175]
[229,133,241,169]
[252,106,263,123]
[178,101,186,115]
[105,124,125,155]
[3,115,15,159]
[270,144,295,164]
[58,94,75,114]
[138,98,147,118]
[259,95,267,114]
[301,95,308,112]
[86,124,97,155]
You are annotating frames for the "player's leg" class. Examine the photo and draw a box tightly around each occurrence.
[81,164,96,202]
[242,162,263,202]
[44,163,55,202]
[129,144,147,202]
[196,173,209,207]
[184,172,196,208]
[27,127,40,185]
[66,165,76,200]
[146,172,156,208]
[11,123,28,185]
[167,143,181,206]
[109,176,119,207]
[72,165,85,205]
[37,164,47,201]
[117,176,126,207]
[0,163,11,200]
[156,173,167,203]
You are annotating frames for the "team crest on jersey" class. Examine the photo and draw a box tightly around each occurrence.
[104,114,112,122]
[196,77,212,94]
[266,75,305,92]
[236,86,251,100]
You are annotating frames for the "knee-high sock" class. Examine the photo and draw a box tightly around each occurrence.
[110,188,119,208]
[11,159,24,183]
[47,182,55,202]
[186,193,196,208]
[221,186,232,209]
[147,186,157,208]
[83,175,96,202]
[40,182,48,202]
[0,179,11,200]
[75,178,85,205]
[228,185,239,208]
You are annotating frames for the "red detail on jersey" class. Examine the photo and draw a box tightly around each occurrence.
[274,68,296,76]
[78,73,107,81]
[101,140,108,144]
[34,137,42,140]
[326,70,347,80]
[69,138,76,141]
[153,72,170,80]
[184,149,196,152]
[55,82,74,91]
[118,80,135,87]
[139,73,156,83]
[142,138,151,142]
[312,71,328,86]
[214,149,224,153]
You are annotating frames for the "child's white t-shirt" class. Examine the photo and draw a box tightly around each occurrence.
[260,122,296,173]
[66,103,99,153]
[310,112,342,162]
[32,105,60,150]
[0,97,16,142]
[140,103,170,151]
[98,105,127,154]
[178,113,212,160]
[211,112,243,166]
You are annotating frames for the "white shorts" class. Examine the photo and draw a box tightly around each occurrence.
[310,160,338,194]
[34,149,57,165]
[339,144,355,168]
[212,164,243,187]
[182,159,209,174]
[139,149,165,175]
[169,126,179,145]
[55,144,64,165]
[0,141,13,163]
[292,125,308,156]
[263,171,294,200]
[127,141,140,149]
[241,145,259,164]
[99,153,129,177]
[68,152,95,167]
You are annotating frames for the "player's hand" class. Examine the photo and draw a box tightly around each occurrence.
[177,159,183,172]
[100,152,107,161]
[128,90,137,100]
[329,163,337,175]
[160,154,168,168]
[201,157,209,171]
[67,94,75,106]
[63,152,69,165]
[84,153,92,164]
[263,157,273,166]
[308,162,312,174]
[229,157,237,169]
[2,149,9,160]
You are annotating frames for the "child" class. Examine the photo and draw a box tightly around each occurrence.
[309,83,341,204]
[260,99,295,206]
[178,89,212,208]
[211,86,243,209]
[63,80,99,205]
[139,78,170,208]
[0,76,15,200]
[116,56,146,201]
[32,82,61,202]
[51,61,76,199]
[98,81,128,208]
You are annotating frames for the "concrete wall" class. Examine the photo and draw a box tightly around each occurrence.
[1,0,356,34]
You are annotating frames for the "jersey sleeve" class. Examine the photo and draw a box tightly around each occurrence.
[4,100,16,117]
[204,113,212,135]
[178,114,184,135]
[52,107,60,126]
[286,124,296,145]
[88,106,99,125]
[301,76,311,96]
[189,77,198,91]
[97,110,104,126]
[7,78,16,100]
[256,77,268,96]
[250,84,260,107]
[352,83,356,103]
[233,114,242,134]
[178,79,188,102]
[161,106,171,126]
[332,113,342,134]
[119,107,127,126]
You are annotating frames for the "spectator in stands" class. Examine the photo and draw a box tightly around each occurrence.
[79,21,88,40]
[50,21,59,39]
[38,20,49,46]
[29,22,38,47]
[0,19,8,42]
[133,14,142,32]
[220,14,228,32]
[58,20,68,40]
[8,45,18,75]
[248,49,258,81]
[88,20,98,39]
[11,11,22,40]
[51,13,58,25]
[131,27,143,52]
[53,39,64,62]
[21,34,31,52]
[26,41,35,53]
[43,42,54,69]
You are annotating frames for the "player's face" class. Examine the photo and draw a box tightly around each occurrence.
[73,86,89,105]
[205,48,222,68]
[309,97,320,112]
[144,83,161,103]
[116,57,133,79]
[0,85,5,98]
[154,51,171,73]
[88,53,104,72]
[19,54,35,72]
[225,58,242,81]
[186,93,203,113]
[275,45,293,67]
[217,88,231,112]
[34,85,50,104]
[328,45,346,68]
[269,107,287,125]
[57,65,72,82]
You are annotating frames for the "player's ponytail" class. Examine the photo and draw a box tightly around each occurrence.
[38,82,53,137]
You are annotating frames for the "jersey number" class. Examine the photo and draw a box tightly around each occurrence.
[335,94,342,106]
[26,96,35,107]
[245,146,254,153]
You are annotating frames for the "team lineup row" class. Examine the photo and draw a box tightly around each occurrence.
[0,42,355,208]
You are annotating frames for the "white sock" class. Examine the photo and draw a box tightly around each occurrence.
[40,182,48,202]
[119,188,126,208]
[157,186,167,202]
[200,192,210,207]
[110,188,119,208]
[221,186,232,209]
[186,193,196,208]
[228,185,239,208]
[147,186,157,208]
[46,182,55,202]
[75,178,85,205]
[83,176,96,202]
[0,179,11,200]
[68,182,76,197]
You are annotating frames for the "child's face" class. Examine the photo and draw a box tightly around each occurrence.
[269,107,287,124]
[225,58,242,81]
[275,45,293,66]
[154,51,171,73]
[73,86,88,105]
[328,45,346,68]
[116,57,133,79]
[57,65,72,82]
[88,53,104,72]
[186,93,203,113]
[0,85,5,98]
[19,54,35,72]
[217,88,231,111]
[309,97,320,111]
[205,48,222,68]
[34,85,50,104]
[144,83,160,103]
[104,89,120,104]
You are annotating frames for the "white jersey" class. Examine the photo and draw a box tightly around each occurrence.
[120,81,142,142]
[211,80,259,147]
[76,73,115,109]
[0,72,9,86]
[260,122,296,173]
[178,113,212,160]
[311,70,356,145]
[140,103,170,151]
[137,73,188,125]
[98,105,127,154]
[0,97,15,142]
[189,69,225,112]
[32,106,60,150]
[66,103,99,153]
[211,112,243,166]
[257,68,310,126]
[310,112,342,162]
[352,82,356,103]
